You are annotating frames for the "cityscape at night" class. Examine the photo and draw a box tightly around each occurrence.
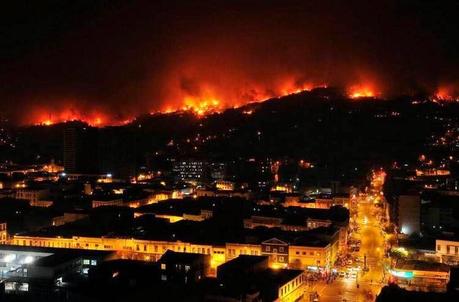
[2,1,459,301]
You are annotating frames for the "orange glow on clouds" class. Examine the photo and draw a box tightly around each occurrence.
[31,81,384,126]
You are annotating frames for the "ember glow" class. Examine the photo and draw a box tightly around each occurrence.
[156,80,331,118]
[31,81,376,126]
[433,86,458,102]
[348,84,377,99]
[182,96,222,116]
[2,1,459,126]
[279,79,322,96]
[32,107,115,127]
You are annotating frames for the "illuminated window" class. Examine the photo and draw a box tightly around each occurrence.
[91,260,97,266]
[161,263,166,270]
[83,259,90,265]
[161,274,167,281]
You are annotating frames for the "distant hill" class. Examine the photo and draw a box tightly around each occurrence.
[5,88,458,176]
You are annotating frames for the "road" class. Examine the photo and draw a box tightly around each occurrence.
[306,193,387,302]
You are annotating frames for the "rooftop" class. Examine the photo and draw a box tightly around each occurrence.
[218,255,268,271]
[159,250,207,263]
[395,260,450,273]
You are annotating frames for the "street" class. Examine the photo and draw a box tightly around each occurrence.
[306,171,388,301]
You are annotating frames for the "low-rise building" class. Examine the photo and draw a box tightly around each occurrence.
[215,180,234,191]
[15,188,49,203]
[436,238,459,265]
[0,222,7,244]
[214,255,306,302]
[0,245,114,296]
[52,213,88,227]
[92,198,124,208]
[158,250,210,283]
[390,260,450,292]
[29,200,53,208]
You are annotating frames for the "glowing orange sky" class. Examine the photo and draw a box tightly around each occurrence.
[30,80,332,126]
[29,80,459,127]
[3,1,459,127]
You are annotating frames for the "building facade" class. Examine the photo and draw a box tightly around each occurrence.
[436,239,459,265]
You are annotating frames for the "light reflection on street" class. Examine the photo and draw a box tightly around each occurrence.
[307,170,388,302]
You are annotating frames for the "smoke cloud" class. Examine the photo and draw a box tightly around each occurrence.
[1,0,459,124]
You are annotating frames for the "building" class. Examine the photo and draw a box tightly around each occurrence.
[15,188,49,203]
[398,194,421,235]
[92,198,124,208]
[421,193,459,232]
[209,162,226,180]
[261,238,290,268]
[217,255,268,280]
[215,180,234,191]
[214,255,306,302]
[29,200,54,208]
[436,238,459,265]
[52,213,88,227]
[0,222,7,244]
[390,260,450,292]
[289,237,339,270]
[271,183,293,193]
[173,160,208,182]
[9,232,337,274]
[158,250,210,283]
[63,124,99,174]
[0,245,113,296]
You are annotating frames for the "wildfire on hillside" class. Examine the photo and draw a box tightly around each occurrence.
[30,81,458,127]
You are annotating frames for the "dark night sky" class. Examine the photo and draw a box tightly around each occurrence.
[1,0,459,124]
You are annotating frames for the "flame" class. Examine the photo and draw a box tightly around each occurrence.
[434,86,456,101]
[42,119,53,126]
[168,81,329,117]
[29,80,385,126]
[349,84,377,99]
[33,107,119,127]
[182,96,222,116]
